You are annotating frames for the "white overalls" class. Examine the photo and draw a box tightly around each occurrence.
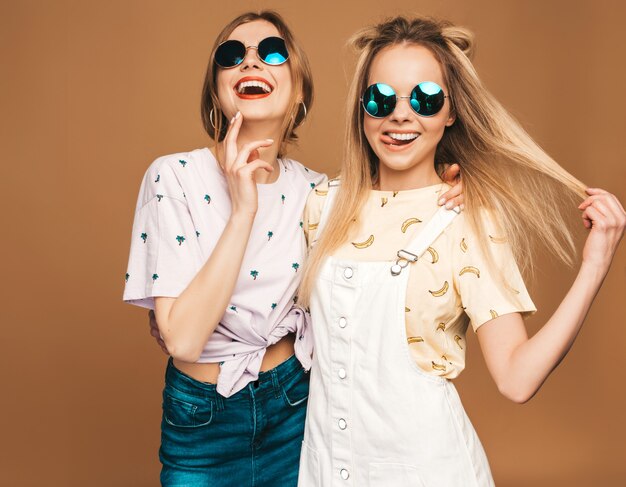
[298,183,495,487]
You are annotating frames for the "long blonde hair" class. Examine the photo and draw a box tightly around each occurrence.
[299,15,585,305]
[200,10,313,157]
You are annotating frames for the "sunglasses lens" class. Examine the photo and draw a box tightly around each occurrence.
[215,40,246,68]
[411,82,445,116]
[258,37,289,65]
[362,83,396,118]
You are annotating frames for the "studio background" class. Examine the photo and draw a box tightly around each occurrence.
[2,0,625,485]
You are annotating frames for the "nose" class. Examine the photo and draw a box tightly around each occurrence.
[389,96,413,123]
[239,46,262,71]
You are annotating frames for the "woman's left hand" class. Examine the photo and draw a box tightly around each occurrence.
[439,163,464,210]
[578,188,626,269]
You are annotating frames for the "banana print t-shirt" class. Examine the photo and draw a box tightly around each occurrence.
[304,180,536,379]
[123,148,325,396]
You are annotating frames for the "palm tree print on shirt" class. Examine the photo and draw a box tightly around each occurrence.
[155,174,160,183]
[179,159,187,167]
[230,305,237,313]
[268,231,274,241]
[152,273,159,281]
[176,235,186,246]
[196,231,200,237]
[271,303,277,310]
[310,182,316,189]
[156,194,164,202]
[281,194,285,204]
[250,270,259,280]
[141,232,148,243]
[204,194,211,204]
[292,263,300,272]
[125,273,130,282]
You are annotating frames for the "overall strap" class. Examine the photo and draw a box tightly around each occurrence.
[391,205,460,276]
[312,179,340,245]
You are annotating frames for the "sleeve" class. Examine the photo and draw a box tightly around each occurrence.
[302,180,329,248]
[123,161,204,309]
[453,214,536,332]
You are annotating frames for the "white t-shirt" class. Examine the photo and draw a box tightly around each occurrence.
[123,147,325,396]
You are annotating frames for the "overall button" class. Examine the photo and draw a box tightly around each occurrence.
[343,267,354,279]
[338,317,347,328]
[340,468,350,480]
[338,418,347,430]
[338,368,347,379]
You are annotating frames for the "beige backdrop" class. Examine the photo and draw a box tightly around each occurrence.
[2,0,625,485]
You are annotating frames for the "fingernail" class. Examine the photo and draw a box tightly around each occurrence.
[235,111,241,119]
[438,198,446,206]
[445,201,453,209]
[460,203,465,210]
[266,139,274,143]
[230,116,235,124]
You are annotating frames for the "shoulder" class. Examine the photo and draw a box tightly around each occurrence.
[447,206,504,241]
[148,148,211,177]
[283,158,327,188]
[304,179,334,218]
[138,149,211,206]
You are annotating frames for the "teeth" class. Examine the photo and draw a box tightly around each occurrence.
[387,132,419,141]
[237,80,272,93]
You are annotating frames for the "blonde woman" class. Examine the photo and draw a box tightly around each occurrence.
[298,16,625,486]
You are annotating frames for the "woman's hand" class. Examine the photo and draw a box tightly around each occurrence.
[148,310,169,355]
[222,111,274,216]
[578,188,626,269]
[439,163,464,209]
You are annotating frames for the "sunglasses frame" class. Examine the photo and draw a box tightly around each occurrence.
[214,36,289,69]
[361,82,449,119]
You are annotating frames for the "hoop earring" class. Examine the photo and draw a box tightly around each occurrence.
[292,101,307,124]
[209,108,218,130]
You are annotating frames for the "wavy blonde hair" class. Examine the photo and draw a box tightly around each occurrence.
[298,15,585,306]
[200,10,313,157]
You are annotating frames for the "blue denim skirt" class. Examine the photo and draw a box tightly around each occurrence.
[159,355,309,486]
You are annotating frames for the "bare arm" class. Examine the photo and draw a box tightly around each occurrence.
[476,188,625,403]
[154,112,274,362]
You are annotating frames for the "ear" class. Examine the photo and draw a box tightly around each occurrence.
[445,112,456,127]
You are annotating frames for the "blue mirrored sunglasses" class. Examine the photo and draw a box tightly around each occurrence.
[361,82,448,118]
[214,36,289,68]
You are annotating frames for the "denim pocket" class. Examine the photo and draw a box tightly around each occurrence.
[162,387,214,429]
[280,367,310,407]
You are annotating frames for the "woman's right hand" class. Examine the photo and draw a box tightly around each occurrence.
[222,111,275,216]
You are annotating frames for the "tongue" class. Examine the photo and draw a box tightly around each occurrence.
[381,134,412,145]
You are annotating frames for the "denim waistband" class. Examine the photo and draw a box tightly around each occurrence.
[165,354,303,406]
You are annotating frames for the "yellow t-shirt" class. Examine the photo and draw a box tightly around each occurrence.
[304,180,536,379]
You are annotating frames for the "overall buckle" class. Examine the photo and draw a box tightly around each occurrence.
[390,250,418,276]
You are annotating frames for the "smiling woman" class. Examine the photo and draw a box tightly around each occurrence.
[296,15,625,486]
[201,12,313,157]
[122,11,323,487]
